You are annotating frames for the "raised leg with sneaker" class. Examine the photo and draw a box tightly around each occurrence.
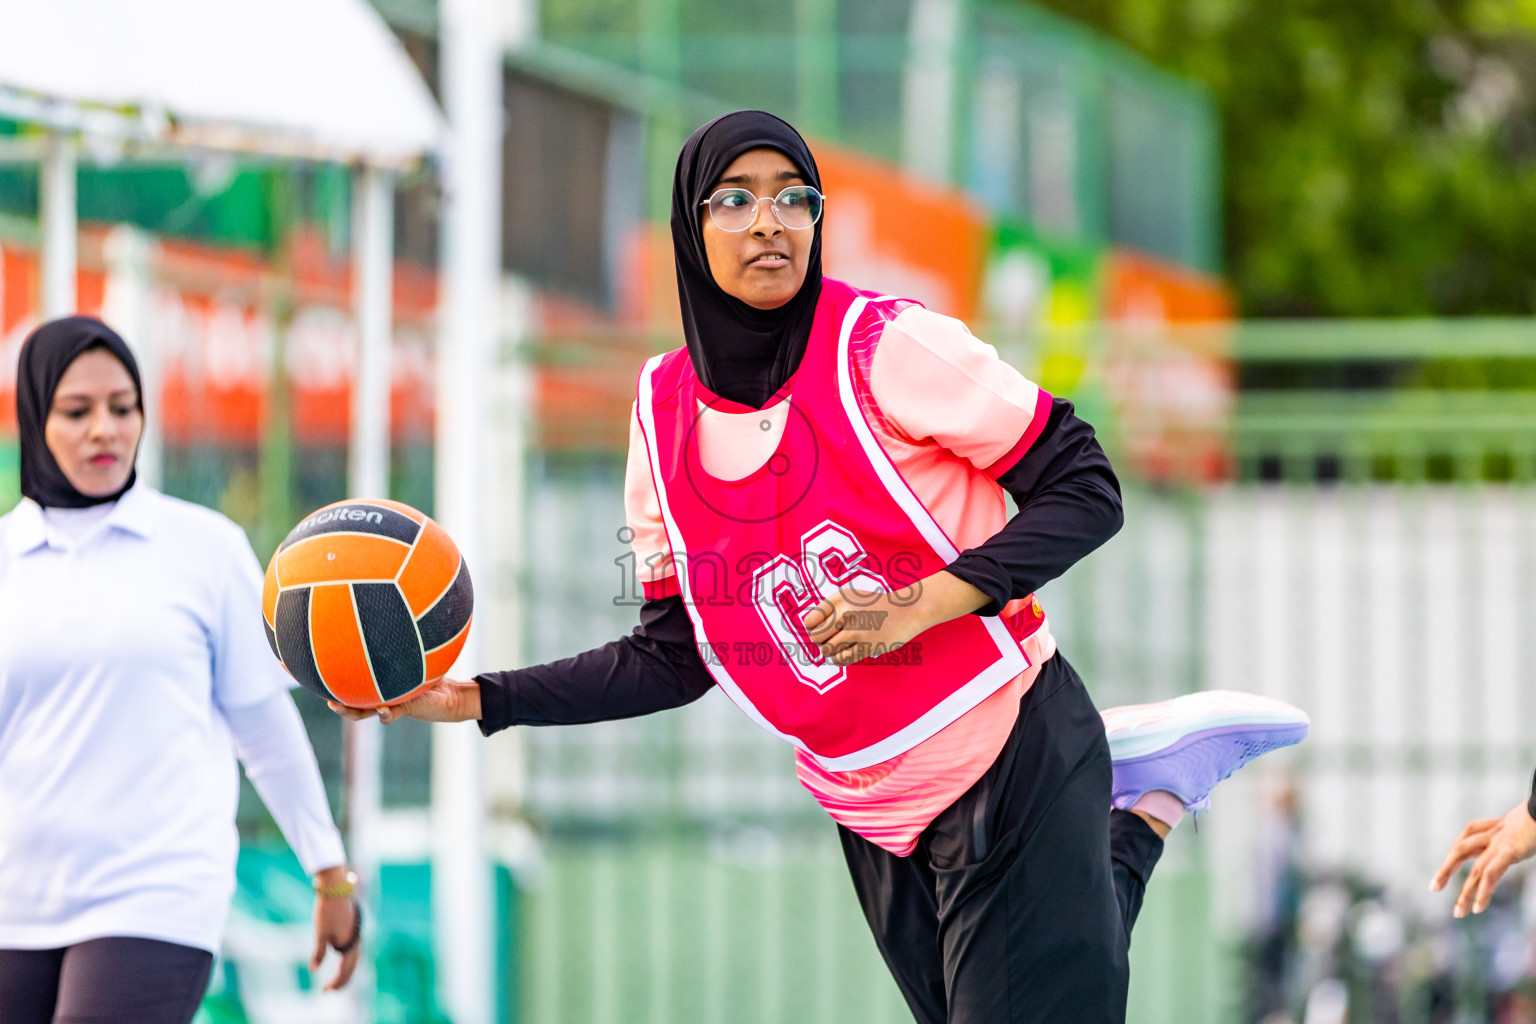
[841,664,1310,1024]
[1103,690,1311,821]
[1102,690,1309,950]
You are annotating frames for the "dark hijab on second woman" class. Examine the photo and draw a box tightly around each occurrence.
[16,316,142,509]
[670,109,825,409]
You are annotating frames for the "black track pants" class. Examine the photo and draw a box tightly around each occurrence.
[839,653,1165,1024]
[0,937,214,1024]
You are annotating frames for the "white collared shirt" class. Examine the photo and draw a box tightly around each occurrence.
[0,485,343,952]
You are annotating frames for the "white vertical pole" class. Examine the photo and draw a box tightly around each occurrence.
[437,0,502,1015]
[347,163,394,1018]
[40,132,77,318]
[482,277,530,830]
[901,0,961,184]
[101,226,159,486]
[350,165,395,502]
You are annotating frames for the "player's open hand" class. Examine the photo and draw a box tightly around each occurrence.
[327,677,481,725]
[801,570,987,668]
[1431,801,1536,916]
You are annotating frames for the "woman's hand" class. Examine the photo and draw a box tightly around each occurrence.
[1431,801,1536,916]
[801,570,988,668]
[327,677,481,725]
[310,866,361,991]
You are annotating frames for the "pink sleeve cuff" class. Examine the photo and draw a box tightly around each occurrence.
[643,576,681,600]
[986,389,1053,480]
[1129,789,1186,831]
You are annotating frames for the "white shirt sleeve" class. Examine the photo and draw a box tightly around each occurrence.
[222,692,347,877]
[207,517,346,876]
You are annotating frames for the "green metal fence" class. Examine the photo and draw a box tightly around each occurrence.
[2,1,1223,277]
[523,0,1222,271]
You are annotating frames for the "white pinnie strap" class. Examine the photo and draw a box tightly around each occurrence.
[833,296,1026,665]
[635,354,802,752]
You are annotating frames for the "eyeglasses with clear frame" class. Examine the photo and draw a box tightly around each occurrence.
[700,185,825,232]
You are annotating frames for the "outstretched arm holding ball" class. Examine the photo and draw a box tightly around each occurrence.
[328,590,718,730]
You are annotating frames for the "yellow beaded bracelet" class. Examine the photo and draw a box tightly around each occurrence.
[313,870,358,900]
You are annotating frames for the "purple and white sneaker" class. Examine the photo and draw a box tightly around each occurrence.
[1102,690,1309,813]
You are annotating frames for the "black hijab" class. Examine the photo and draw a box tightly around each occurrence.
[17,316,142,509]
[671,110,824,409]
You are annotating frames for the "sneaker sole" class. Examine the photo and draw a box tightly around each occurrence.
[1106,694,1310,762]
[1110,720,1310,808]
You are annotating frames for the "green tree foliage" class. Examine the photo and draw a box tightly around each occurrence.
[1032,0,1536,315]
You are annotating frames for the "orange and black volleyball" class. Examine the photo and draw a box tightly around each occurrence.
[262,499,473,709]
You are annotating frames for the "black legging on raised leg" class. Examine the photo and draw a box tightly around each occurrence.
[0,937,214,1024]
[839,653,1165,1024]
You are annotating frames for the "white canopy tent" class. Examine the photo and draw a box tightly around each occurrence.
[0,0,443,322]
[0,0,441,164]
[0,2,497,1021]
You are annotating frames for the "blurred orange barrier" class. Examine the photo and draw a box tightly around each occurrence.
[1104,248,1232,324]
[1102,248,1235,483]
[0,228,436,446]
[817,145,988,323]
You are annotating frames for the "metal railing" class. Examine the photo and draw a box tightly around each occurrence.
[1232,319,1536,483]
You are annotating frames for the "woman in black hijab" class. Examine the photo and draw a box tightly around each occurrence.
[669,110,824,407]
[0,317,361,1023]
[16,316,143,507]
[341,110,1307,1024]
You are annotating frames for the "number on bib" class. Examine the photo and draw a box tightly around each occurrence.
[749,521,891,693]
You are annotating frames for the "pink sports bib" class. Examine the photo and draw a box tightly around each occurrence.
[634,279,1033,771]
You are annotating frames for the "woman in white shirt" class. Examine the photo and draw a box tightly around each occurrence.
[0,317,361,1023]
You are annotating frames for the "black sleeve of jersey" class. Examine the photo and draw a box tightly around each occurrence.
[475,594,715,735]
[1527,766,1536,823]
[944,397,1125,616]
